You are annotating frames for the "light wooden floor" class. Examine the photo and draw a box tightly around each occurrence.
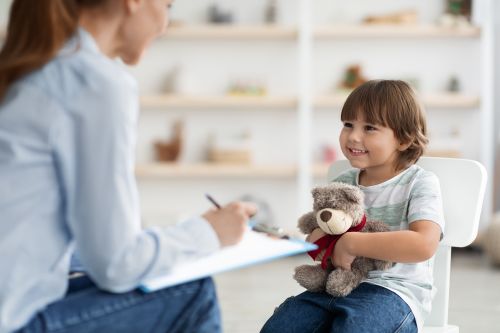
[214,250,500,333]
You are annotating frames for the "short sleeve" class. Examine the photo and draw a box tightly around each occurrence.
[407,171,445,237]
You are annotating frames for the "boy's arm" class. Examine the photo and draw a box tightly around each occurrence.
[332,220,441,270]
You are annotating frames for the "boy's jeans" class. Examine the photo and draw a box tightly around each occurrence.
[16,275,221,333]
[261,282,417,333]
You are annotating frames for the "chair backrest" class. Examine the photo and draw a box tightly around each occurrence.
[327,157,487,327]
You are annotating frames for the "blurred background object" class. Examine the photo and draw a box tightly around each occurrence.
[264,0,278,24]
[337,64,368,92]
[363,9,418,25]
[207,4,234,24]
[207,131,253,164]
[154,121,183,162]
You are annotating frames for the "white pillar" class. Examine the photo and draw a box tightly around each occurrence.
[297,0,313,214]
[477,0,495,229]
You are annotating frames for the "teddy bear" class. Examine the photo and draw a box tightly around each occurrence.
[293,182,392,297]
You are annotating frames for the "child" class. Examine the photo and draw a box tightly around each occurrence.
[261,80,444,333]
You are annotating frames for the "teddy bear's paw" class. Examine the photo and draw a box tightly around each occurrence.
[372,259,393,271]
[325,280,353,297]
[325,270,361,297]
[293,265,328,292]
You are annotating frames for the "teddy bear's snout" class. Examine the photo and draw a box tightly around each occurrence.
[320,210,332,222]
[316,208,353,235]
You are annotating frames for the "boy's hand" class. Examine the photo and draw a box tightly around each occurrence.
[332,233,357,270]
[306,227,326,243]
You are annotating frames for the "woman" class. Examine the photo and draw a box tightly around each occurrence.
[0,1,256,332]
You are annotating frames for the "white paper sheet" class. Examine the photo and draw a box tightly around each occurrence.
[140,230,316,292]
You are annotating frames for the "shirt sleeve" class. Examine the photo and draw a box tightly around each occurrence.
[407,171,445,237]
[333,169,357,185]
[50,78,220,292]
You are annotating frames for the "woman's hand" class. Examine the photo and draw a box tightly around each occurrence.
[203,202,257,247]
[332,233,357,270]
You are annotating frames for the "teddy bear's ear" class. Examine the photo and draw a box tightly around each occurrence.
[311,187,322,200]
[340,185,363,204]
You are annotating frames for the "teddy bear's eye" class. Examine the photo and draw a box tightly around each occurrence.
[320,210,332,222]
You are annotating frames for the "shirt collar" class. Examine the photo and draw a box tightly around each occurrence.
[76,27,101,55]
[59,27,101,57]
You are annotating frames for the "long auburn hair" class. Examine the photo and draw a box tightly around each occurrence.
[0,0,103,100]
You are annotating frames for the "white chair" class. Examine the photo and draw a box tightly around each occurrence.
[326,157,487,333]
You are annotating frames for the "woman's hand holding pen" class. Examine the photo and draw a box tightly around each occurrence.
[203,202,257,247]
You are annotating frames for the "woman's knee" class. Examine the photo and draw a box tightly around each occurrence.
[160,277,221,333]
[178,277,218,308]
[198,277,216,295]
[189,277,218,304]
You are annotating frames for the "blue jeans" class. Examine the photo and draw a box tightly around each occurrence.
[16,275,221,333]
[261,283,417,333]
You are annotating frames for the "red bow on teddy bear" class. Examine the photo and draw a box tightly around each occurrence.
[308,214,367,270]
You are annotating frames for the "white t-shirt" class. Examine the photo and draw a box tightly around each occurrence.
[334,164,445,331]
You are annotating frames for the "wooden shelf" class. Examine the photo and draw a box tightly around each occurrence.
[164,25,297,40]
[1,24,479,42]
[141,95,297,109]
[141,93,478,110]
[136,163,297,178]
[0,25,479,42]
[421,94,480,109]
[312,163,333,179]
[424,150,461,158]
[315,24,480,38]
[315,93,480,109]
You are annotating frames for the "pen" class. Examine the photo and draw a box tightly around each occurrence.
[252,223,290,240]
[205,193,221,209]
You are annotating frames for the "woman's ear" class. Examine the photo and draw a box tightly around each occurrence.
[124,0,143,14]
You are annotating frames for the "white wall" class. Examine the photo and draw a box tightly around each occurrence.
[493,0,500,212]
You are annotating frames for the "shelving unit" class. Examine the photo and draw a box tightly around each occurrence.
[131,0,494,230]
[0,1,494,229]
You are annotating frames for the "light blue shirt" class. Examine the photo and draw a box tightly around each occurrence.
[0,28,220,333]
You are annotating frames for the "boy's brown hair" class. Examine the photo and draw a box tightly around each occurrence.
[341,80,428,171]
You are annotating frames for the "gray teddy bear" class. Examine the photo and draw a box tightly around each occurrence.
[293,182,392,297]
